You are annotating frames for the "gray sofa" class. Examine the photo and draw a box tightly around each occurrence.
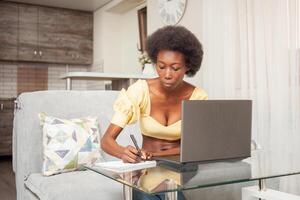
[13,90,275,200]
[13,90,142,200]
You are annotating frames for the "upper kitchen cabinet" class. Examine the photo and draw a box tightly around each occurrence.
[18,4,45,62]
[0,2,18,61]
[36,6,58,63]
[55,9,93,64]
[17,3,93,65]
[18,5,59,63]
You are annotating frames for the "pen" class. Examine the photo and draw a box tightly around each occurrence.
[130,134,142,156]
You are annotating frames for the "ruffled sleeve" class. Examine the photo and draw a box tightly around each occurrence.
[190,87,208,100]
[110,79,147,128]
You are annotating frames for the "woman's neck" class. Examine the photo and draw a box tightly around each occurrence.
[157,81,186,98]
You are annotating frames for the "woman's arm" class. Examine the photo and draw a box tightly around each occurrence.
[100,123,141,163]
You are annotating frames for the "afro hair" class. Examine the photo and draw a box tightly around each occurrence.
[146,26,203,77]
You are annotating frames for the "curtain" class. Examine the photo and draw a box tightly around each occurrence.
[198,0,300,195]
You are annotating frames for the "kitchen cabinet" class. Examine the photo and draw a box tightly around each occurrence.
[18,4,40,62]
[38,7,59,62]
[19,5,59,63]
[0,2,18,61]
[0,2,93,65]
[55,9,93,64]
[0,98,15,156]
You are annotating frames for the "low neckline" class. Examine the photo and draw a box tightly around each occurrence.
[147,115,181,127]
[143,80,196,127]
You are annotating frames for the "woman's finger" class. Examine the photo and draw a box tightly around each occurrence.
[125,149,139,161]
[122,154,137,163]
[127,145,139,155]
[147,154,152,160]
[140,150,147,160]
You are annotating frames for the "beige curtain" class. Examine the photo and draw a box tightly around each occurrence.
[190,0,300,195]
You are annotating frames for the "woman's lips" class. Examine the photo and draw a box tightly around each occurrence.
[163,82,173,87]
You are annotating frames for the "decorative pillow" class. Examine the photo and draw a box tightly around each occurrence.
[39,113,102,176]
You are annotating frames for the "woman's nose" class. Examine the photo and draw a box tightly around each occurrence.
[165,68,172,79]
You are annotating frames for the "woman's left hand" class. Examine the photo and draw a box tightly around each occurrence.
[140,149,153,160]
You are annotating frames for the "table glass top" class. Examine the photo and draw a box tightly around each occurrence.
[85,149,300,195]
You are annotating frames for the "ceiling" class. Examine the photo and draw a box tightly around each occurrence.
[8,0,113,11]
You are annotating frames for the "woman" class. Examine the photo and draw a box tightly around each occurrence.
[101,25,207,199]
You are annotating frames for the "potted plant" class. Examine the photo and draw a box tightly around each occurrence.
[138,51,152,71]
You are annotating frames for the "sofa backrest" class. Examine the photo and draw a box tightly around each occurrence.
[13,90,142,196]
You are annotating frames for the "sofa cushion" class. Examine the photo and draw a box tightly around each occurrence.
[24,170,123,200]
[39,113,102,176]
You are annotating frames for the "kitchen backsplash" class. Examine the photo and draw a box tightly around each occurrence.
[0,62,105,98]
[0,63,17,98]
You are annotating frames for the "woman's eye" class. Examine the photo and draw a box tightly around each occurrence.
[172,66,181,71]
[158,66,165,69]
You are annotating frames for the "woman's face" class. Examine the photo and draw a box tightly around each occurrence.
[156,50,187,91]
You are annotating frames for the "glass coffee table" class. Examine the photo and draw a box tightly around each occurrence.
[85,149,300,200]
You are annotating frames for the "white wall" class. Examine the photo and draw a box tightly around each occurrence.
[94,7,121,73]
[147,0,203,35]
[93,0,206,87]
[93,1,146,74]
[120,6,144,74]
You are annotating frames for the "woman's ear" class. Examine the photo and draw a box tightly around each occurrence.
[185,68,193,76]
[185,67,190,73]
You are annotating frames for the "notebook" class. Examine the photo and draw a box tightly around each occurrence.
[94,160,157,173]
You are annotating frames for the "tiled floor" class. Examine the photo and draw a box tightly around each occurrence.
[0,156,16,200]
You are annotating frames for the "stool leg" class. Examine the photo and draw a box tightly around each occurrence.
[242,179,300,200]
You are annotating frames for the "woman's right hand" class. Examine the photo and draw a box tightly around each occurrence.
[120,145,141,163]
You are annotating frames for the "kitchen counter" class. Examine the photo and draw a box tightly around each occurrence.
[60,72,157,90]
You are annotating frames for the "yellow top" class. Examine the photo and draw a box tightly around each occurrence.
[111,79,208,140]
[138,167,181,192]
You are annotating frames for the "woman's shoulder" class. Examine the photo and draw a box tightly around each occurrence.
[144,78,161,93]
[128,79,148,91]
[185,82,208,100]
[145,78,158,86]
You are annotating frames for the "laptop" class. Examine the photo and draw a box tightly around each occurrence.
[155,100,252,169]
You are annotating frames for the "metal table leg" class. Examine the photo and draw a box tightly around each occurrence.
[66,78,72,90]
[258,179,266,200]
[123,172,133,200]
[123,185,132,200]
[165,179,178,200]
[258,179,266,191]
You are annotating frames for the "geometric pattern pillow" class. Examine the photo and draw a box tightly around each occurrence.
[39,113,102,176]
